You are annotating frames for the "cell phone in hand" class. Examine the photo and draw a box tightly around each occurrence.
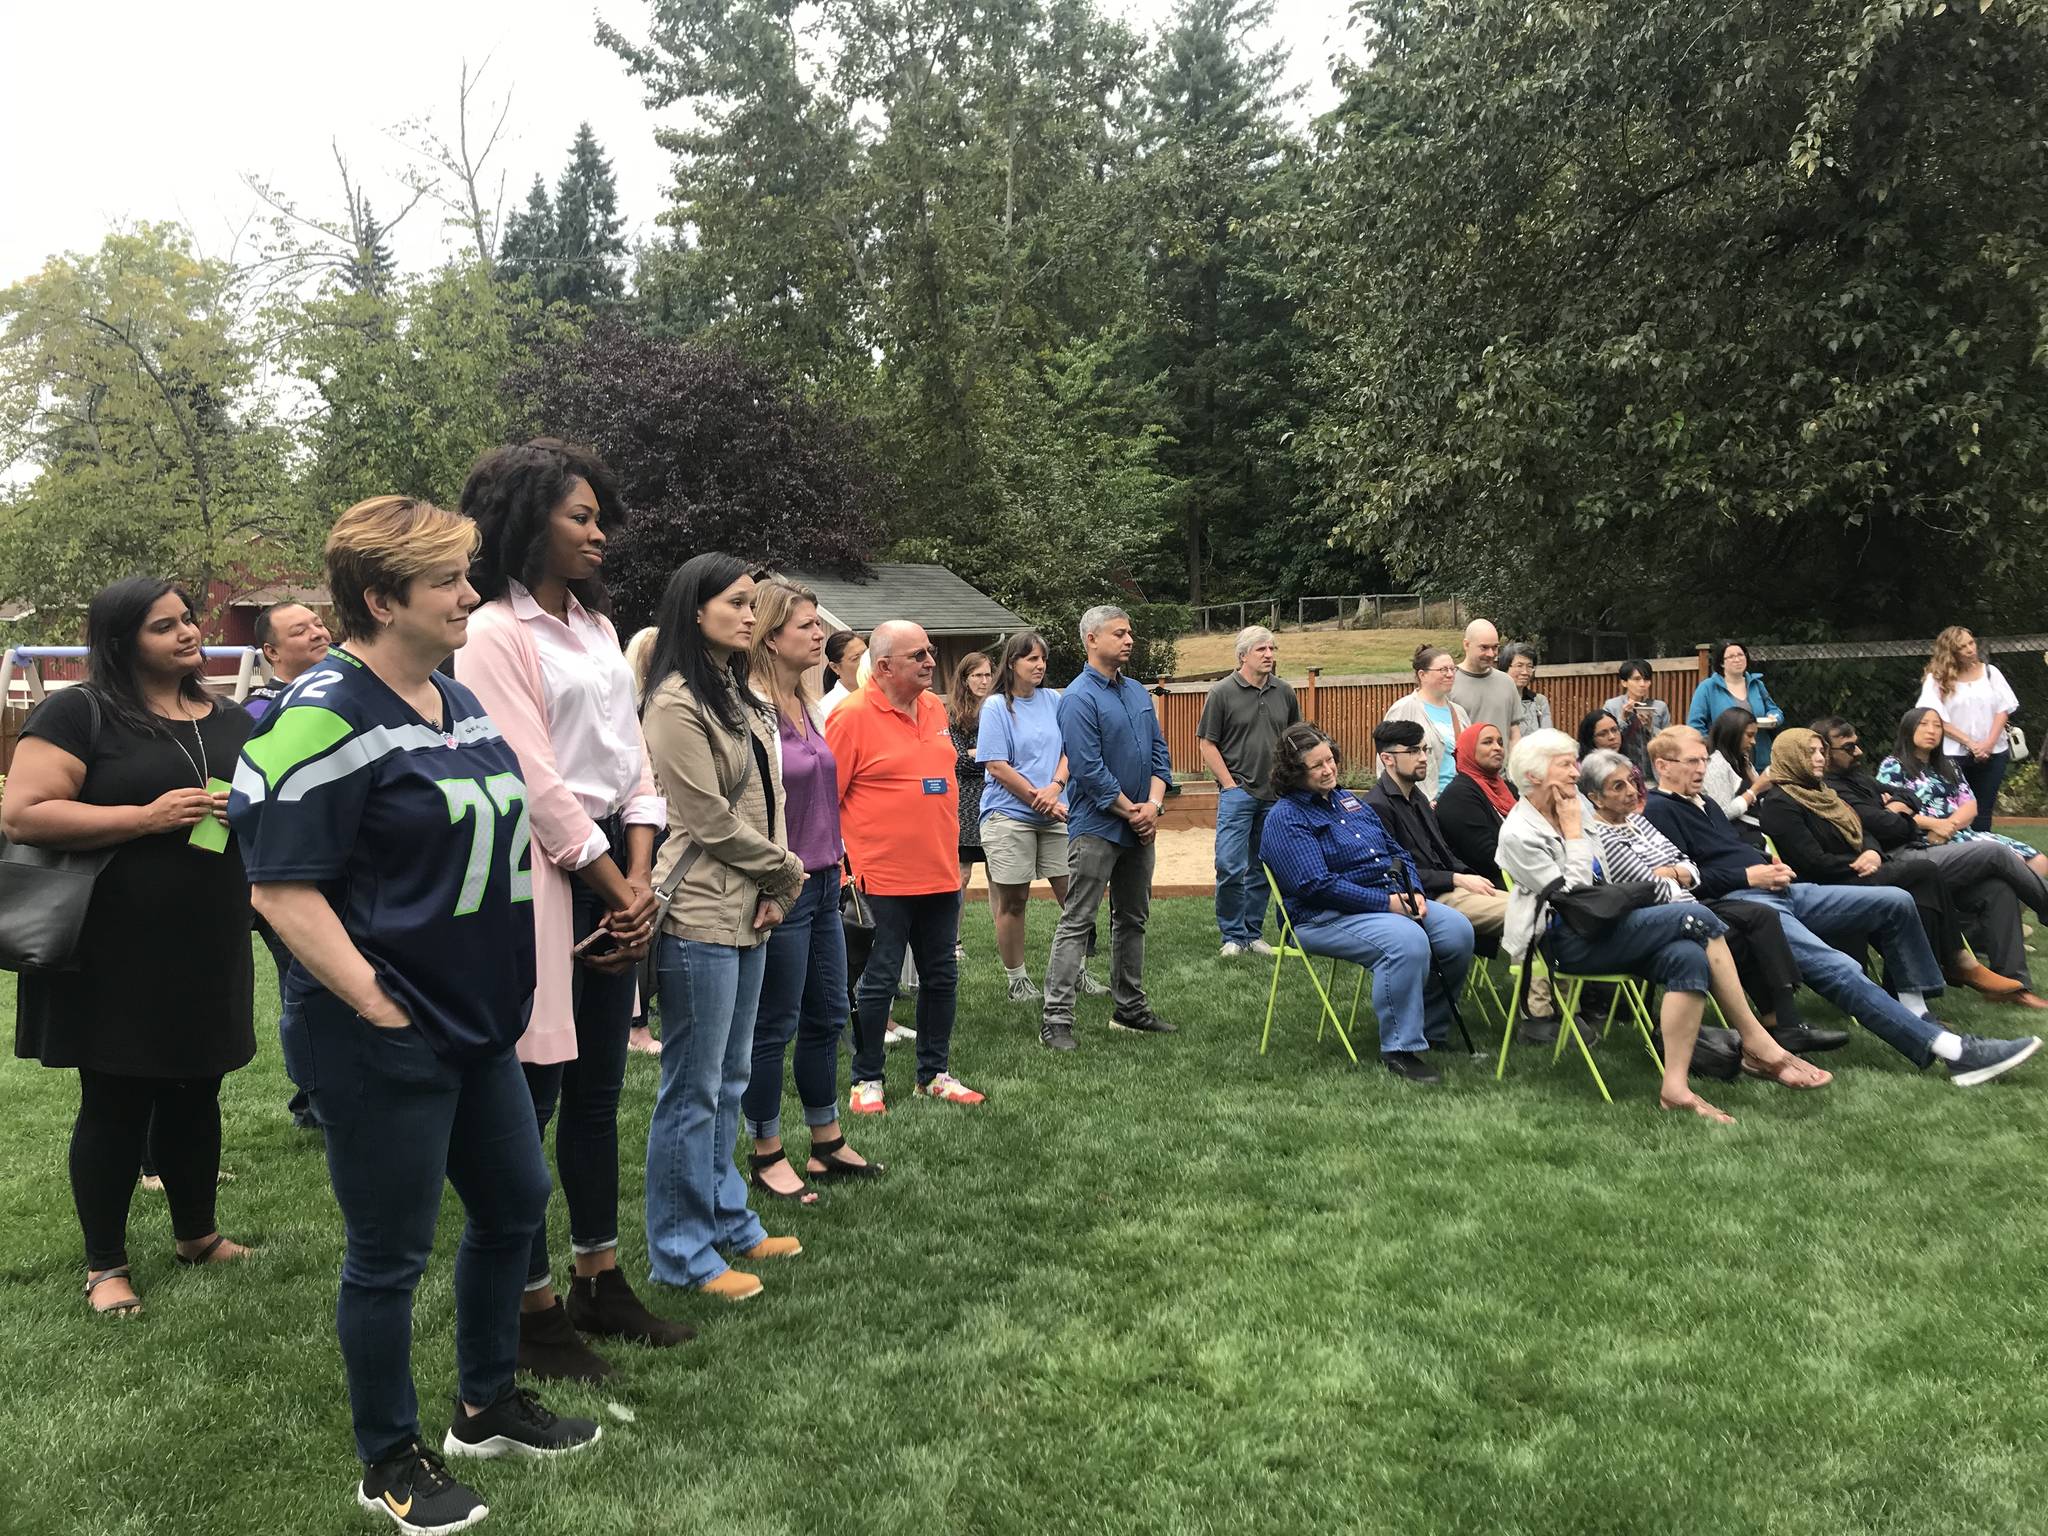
[573,928,624,962]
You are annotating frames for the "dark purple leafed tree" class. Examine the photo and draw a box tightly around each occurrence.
[513,320,886,633]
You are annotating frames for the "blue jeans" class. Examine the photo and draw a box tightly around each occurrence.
[1295,901,1476,1053]
[1548,903,1724,992]
[521,870,637,1286]
[1724,885,1944,1066]
[288,990,549,1465]
[852,891,960,1087]
[1213,789,1273,946]
[645,936,768,1287]
[743,870,848,1139]
[1962,750,2010,833]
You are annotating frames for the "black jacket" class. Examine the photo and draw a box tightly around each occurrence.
[1825,769,1926,854]
[1753,785,1881,883]
[1362,779,1469,895]
[1434,773,1509,888]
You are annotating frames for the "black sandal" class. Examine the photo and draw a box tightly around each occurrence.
[174,1234,242,1267]
[86,1266,143,1317]
[807,1134,886,1181]
[746,1151,819,1205]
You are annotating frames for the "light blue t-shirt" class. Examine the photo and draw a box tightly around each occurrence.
[1424,701,1457,795]
[976,689,1064,826]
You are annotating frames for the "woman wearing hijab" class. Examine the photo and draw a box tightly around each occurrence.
[1435,722,1515,888]
[1755,728,2023,1001]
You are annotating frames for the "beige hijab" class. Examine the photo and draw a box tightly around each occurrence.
[1768,727,1868,849]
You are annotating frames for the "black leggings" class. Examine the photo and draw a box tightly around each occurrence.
[72,1069,224,1270]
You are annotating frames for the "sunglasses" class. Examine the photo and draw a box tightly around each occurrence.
[884,647,934,664]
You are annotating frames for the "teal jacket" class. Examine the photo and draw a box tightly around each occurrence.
[1686,672,1782,767]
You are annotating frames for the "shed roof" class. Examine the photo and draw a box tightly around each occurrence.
[783,563,1027,636]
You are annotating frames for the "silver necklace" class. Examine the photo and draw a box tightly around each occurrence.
[165,710,208,787]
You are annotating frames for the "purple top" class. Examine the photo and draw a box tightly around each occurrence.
[778,709,844,872]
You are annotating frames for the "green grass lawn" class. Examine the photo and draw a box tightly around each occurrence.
[1169,626,1461,678]
[4,897,2047,1535]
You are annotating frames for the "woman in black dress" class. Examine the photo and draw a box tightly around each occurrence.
[1,577,256,1316]
[946,651,995,958]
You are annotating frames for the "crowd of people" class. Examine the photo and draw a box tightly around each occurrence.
[3,449,2043,1529]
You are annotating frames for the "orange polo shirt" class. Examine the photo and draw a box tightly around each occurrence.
[825,684,959,895]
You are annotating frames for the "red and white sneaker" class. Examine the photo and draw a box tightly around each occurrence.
[849,1081,888,1115]
[915,1072,985,1106]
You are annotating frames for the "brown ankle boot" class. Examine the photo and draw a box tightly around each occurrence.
[566,1268,697,1347]
[517,1297,616,1381]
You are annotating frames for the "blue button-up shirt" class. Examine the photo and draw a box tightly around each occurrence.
[1058,663,1175,847]
[1262,786,1421,919]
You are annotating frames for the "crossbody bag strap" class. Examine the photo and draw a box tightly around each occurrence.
[655,729,758,901]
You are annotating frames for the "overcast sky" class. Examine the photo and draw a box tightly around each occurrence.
[2,0,1357,289]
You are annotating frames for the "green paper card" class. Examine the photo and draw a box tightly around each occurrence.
[189,777,233,853]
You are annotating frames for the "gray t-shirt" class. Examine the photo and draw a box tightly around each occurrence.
[1197,673,1301,800]
[1452,666,1520,739]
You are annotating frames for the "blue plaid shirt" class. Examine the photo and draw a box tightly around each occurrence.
[1262,786,1422,919]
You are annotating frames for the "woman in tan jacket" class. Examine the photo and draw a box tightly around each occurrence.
[1380,646,1471,802]
[640,554,806,1302]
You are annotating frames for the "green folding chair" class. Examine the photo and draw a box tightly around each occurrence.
[1259,863,1365,1064]
[1495,870,1664,1103]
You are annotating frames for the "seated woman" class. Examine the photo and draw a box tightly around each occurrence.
[1685,640,1783,767]
[1260,723,1477,1086]
[1496,730,1830,1122]
[1704,707,1767,850]
[1436,722,1514,888]
[1756,728,2024,1001]
[1380,646,1471,802]
[1577,709,1643,798]
[1879,708,2048,877]
[1581,749,1847,1057]
[1600,660,1670,776]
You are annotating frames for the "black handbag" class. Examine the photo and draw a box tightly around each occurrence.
[0,689,113,973]
[1544,878,1661,937]
[839,862,877,998]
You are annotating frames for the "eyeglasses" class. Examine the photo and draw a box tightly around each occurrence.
[884,647,934,664]
[1835,740,1862,753]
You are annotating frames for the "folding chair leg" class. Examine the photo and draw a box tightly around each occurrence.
[1554,984,1614,1104]
[1261,947,1285,1056]
[1626,982,1664,1072]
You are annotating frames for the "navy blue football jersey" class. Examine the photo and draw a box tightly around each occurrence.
[229,646,537,1061]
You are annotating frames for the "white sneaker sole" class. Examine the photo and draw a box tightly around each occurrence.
[440,1422,601,1461]
[356,1485,489,1534]
[1951,1035,2042,1087]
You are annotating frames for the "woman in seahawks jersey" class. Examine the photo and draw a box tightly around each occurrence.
[230,497,598,1536]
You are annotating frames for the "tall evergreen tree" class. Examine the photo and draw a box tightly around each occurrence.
[550,123,628,307]
[343,197,397,296]
[1133,0,1317,603]
[497,175,556,292]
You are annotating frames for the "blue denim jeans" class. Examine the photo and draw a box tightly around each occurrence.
[1962,750,2011,833]
[1295,901,1475,1053]
[852,891,960,1087]
[521,867,637,1286]
[1547,902,1726,993]
[645,935,768,1287]
[743,870,849,1138]
[1213,788,1273,946]
[288,990,549,1465]
[1724,884,1944,1066]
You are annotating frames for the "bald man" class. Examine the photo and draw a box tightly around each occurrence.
[1451,619,1521,744]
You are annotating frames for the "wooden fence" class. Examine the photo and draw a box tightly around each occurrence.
[1150,656,1705,777]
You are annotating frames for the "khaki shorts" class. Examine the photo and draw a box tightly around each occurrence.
[980,812,1071,885]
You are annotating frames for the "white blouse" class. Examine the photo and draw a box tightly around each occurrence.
[511,582,665,864]
[1916,667,2018,758]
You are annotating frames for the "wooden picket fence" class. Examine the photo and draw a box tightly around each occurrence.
[1148,656,1706,777]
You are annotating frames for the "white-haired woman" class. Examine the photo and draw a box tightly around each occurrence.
[1496,730,1829,1122]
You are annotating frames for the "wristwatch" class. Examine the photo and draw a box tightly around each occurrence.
[1148,799,1165,815]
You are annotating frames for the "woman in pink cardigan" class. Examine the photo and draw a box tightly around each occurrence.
[456,440,693,1383]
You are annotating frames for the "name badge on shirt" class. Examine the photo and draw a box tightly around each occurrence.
[922,777,949,795]
[1339,794,1362,812]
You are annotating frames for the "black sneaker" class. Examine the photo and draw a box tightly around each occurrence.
[1382,1051,1442,1085]
[515,1298,614,1382]
[1110,1009,1178,1034]
[1949,1034,2042,1087]
[1515,1013,1559,1047]
[358,1442,487,1534]
[443,1387,601,1461]
[1040,1019,1077,1052]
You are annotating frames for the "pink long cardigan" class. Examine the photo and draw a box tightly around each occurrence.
[457,600,659,1066]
